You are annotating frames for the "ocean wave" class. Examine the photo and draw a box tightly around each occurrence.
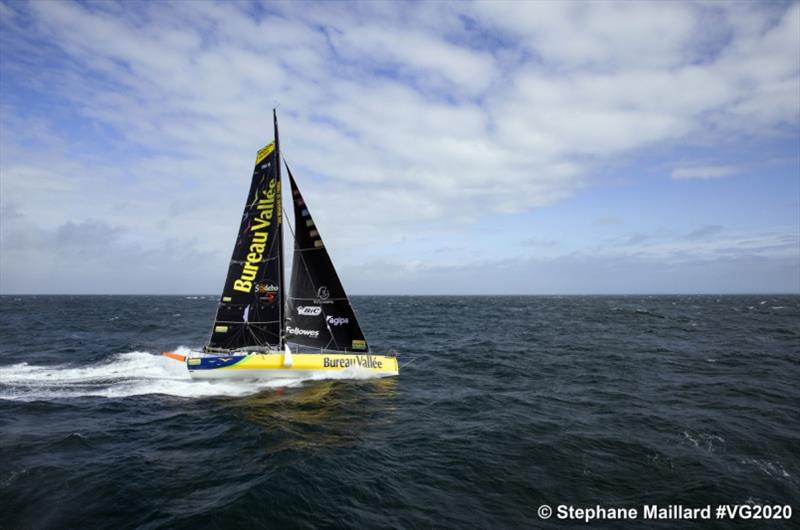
[741,458,791,479]
[682,431,726,452]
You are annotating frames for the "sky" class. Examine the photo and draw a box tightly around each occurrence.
[0,0,798,295]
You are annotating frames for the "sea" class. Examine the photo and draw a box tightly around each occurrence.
[0,295,798,529]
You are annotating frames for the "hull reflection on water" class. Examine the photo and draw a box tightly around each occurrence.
[231,378,400,451]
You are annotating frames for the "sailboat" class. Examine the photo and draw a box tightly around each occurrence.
[162,110,399,380]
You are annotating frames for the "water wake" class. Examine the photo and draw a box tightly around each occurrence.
[0,348,382,401]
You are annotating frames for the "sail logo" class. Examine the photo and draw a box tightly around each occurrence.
[255,281,279,303]
[255,142,274,164]
[316,286,330,300]
[297,306,322,316]
[286,326,319,338]
[233,178,277,293]
[326,316,349,326]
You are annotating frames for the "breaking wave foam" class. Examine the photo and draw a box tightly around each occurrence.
[0,348,384,401]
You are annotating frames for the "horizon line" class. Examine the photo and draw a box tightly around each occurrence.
[1,292,798,297]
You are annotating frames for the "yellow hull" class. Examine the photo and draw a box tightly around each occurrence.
[185,352,399,380]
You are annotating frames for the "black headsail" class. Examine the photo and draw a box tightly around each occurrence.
[206,110,284,352]
[284,168,369,352]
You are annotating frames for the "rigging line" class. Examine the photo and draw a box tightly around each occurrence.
[281,152,371,354]
[229,256,280,265]
[400,357,418,369]
[206,153,283,351]
[281,155,369,352]
[283,159,371,353]
[207,175,262,351]
[281,167,343,351]
[244,159,283,344]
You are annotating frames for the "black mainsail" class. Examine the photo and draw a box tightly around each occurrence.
[284,168,369,352]
[206,111,284,352]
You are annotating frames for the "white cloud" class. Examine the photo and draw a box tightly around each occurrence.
[345,225,799,294]
[596,227,798,264]
[0,0,797,293]
[473,0,698,70]
[328,25,496,96]
[671,165,742,180]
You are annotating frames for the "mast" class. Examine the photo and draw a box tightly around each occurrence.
[204,115,284,352]
[274,108,284,349]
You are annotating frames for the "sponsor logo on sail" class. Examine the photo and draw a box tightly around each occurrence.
[316,286,330,300]
[255,280,279,303]
[286,326,319,338]
[255,142,274,165]
[297,305,322,316]
[233,178,278,293]
[326,316,349,326]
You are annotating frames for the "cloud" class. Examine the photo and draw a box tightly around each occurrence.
[473,1,698,70]
[671,165,742,180]
[0,210,219,294]
[0,0,798,293]
[346,226,800,294]
[327,24,496,96]
[523,238,558,247]
[625,233,649,246]
[685,225,724,239]
[603,227,798,264]
[592,216,622,226]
